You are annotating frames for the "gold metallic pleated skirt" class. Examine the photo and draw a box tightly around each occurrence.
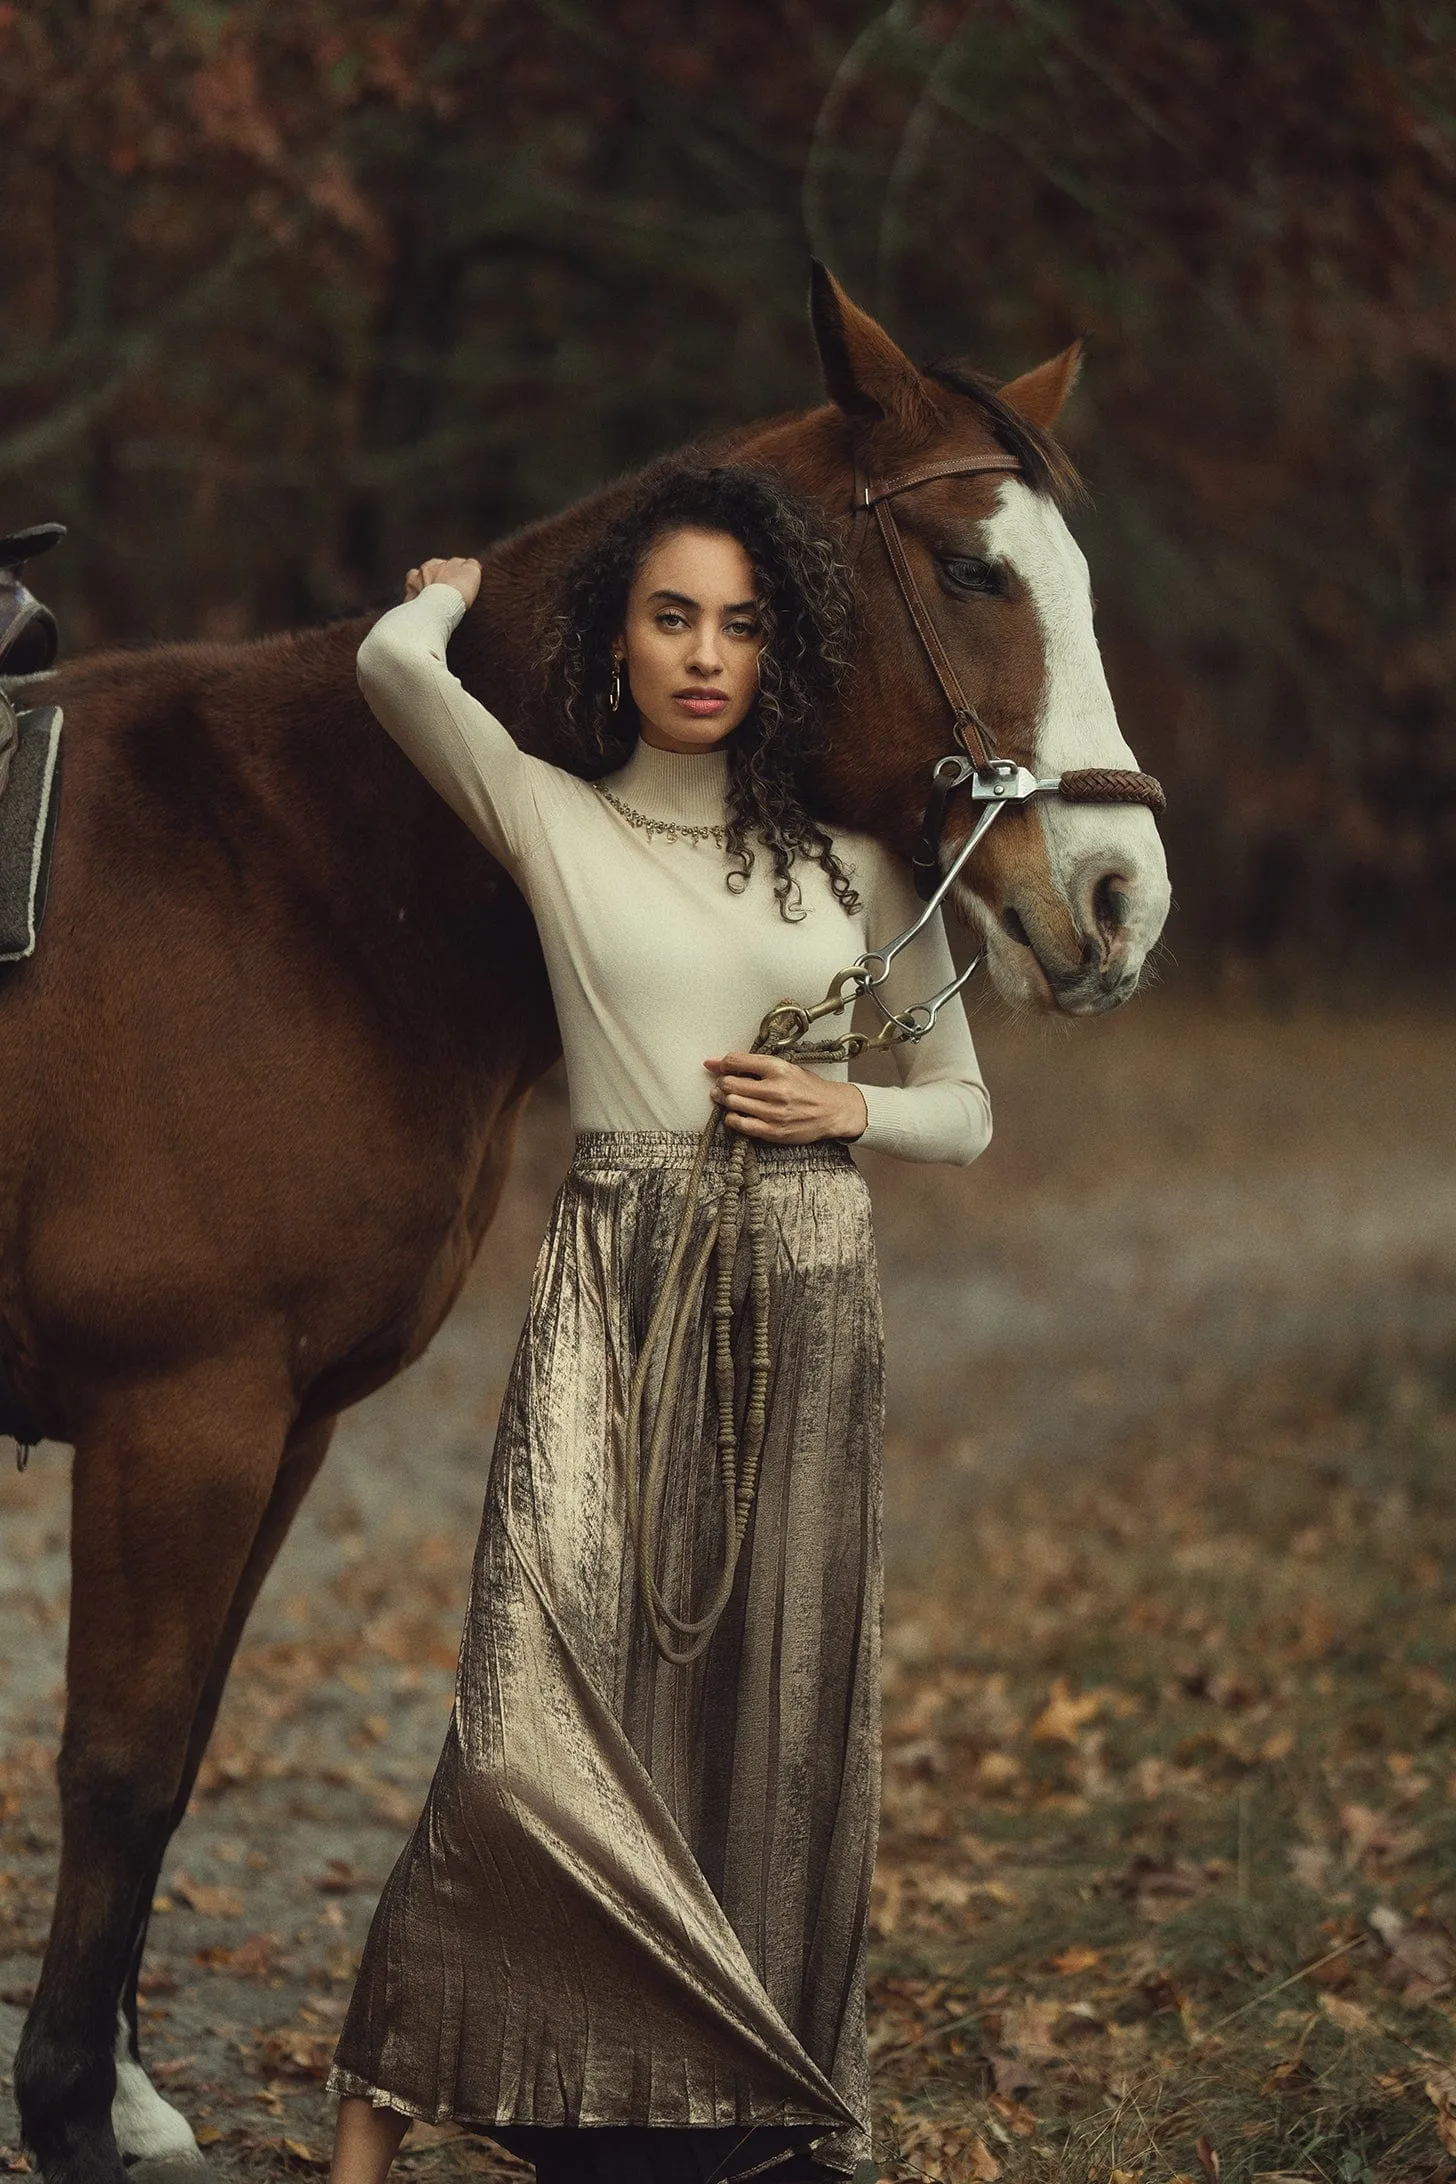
[328,1129,885,2183]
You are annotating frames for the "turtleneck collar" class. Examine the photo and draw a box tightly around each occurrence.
[600,733,731,829]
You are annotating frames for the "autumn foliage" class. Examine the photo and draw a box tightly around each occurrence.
[1,1,1452,975]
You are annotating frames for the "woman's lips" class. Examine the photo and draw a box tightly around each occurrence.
[674,691,729,717]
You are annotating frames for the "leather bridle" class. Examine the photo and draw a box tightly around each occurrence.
[627,450,1172,1667]
[851,448,1165,901]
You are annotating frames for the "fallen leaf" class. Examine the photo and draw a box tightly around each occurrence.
[1049,1944,1100,1975]
[965,2136,1001,2183]
[193,2128,225,2148]
[975,1751,1023,1790]
[988,2092,1036,2138]
[1287,1844,1329,1893]
[282,2139,328,2167]
[1427,2075,1456,2156]
[895,2118,1000,2182]
[1109,2170,1142,2184]
[1318,1992,1377,2036]
[1030,1677,1103,1744]
[193,1932,277,1977]
[1339,1803,1426,1871]
[989,2051,1039,2097]
[256,2028,338,2081]
[1368,1902,1456,2002]
[1195,2137,1221,2183]
[149,2056,195,2083]
[312,1858,356,1894]
[1001,1999,1061,2059]
[169,1871,244,1919]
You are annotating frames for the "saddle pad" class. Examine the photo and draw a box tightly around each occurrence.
[0,701,62,963]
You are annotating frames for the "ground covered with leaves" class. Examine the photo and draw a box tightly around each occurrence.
[869,1352,1456,2183]
[2,1009,1454,2183]
[2,1347,1451,2184]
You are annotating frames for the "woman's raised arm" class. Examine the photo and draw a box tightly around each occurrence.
[356,558,574,880]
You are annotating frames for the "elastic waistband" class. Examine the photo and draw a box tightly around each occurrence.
[570,1128,855,1176]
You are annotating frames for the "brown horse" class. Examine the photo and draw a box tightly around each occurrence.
[0,270,1168,2184]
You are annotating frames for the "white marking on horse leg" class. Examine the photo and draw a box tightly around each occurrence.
[112,2010,205,2166]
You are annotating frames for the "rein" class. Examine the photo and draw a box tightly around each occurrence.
[626,446,1167,1665]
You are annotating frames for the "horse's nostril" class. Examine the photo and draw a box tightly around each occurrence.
[1000,907,1031,948]
[1092,875,1131,936]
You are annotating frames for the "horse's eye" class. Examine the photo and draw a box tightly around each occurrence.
[939,555,1005,598]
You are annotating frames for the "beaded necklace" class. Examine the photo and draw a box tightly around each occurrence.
[592,781,727,848]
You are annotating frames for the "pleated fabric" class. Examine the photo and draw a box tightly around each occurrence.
[327,1128,885,2183]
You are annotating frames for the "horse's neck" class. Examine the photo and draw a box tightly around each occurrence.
[170,402,843,908]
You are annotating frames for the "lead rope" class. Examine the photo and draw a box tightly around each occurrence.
[623,986,873,1667]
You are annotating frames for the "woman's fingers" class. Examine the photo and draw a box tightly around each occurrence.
[405,555,482,607]
[707,1052,839,1141]
[714,1082,782,1115]
[707,1050,785,1076]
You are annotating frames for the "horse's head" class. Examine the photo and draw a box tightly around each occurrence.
[768,268,1170,1016]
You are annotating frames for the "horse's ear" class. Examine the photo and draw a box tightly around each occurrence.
[809,261,934,428]
[997,339,1084,431]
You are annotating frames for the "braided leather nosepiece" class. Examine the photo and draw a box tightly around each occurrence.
[1058,768,1165,814]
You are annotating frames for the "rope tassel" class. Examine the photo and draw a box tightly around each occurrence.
[624,1106,771,1664]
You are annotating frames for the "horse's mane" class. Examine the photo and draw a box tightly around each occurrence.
[924,360,1085,510]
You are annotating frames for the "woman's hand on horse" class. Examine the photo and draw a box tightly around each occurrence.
[405,556,481,608]
[703,1052,868,1144]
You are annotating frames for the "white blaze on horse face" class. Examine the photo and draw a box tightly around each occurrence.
[979,480,1171,987]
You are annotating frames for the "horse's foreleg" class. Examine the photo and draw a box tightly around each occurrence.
[14,1369,292,2184]
[111,1413,338,2167]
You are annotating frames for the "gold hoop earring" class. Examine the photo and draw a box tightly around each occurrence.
[608,658,623,713]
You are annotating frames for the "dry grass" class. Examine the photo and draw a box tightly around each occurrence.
[868,1347,1456,2183]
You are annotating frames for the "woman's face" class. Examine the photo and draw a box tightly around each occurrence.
[615,527,763,753]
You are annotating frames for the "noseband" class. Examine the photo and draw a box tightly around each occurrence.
[852,449,1165,900]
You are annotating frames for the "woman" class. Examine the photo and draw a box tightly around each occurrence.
[324,460,992,2184]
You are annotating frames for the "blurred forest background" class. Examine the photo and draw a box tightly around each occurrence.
[2,0,1453,982]
[6,11,1456,2176]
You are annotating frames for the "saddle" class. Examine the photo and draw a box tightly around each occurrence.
[0,524,64,678]
[0,522,66,962]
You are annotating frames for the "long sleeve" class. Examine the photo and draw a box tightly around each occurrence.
[356,582,576,879]
[848,841,993,1167]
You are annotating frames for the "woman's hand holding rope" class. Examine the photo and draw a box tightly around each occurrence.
[703,1051,867,1144]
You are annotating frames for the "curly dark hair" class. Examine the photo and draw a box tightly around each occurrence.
[538,456,862,922]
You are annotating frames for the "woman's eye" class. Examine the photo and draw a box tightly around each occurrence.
[726,621,761,640]
[939,556,1005,597]
[656,611,688,630]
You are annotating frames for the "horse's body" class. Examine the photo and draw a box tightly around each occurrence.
[2,274,1169,2184]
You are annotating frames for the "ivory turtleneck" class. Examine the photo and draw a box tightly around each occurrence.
[356,583,992,1165]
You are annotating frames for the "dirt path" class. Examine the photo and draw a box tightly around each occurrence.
[2,997,1452,2178]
